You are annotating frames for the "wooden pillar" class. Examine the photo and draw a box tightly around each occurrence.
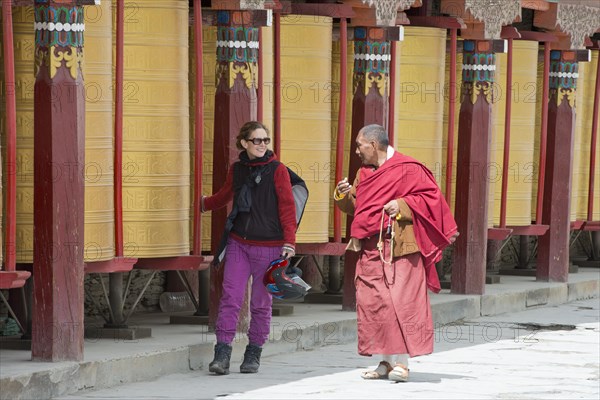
[451,40,497,295]
[537,50,585,282]
[342,26,392,311]
[209,10,260,326]
[31,0,90,361]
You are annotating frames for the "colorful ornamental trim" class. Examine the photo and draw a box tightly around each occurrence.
[35,5,84,48]
[35,46,84,79]
[462,54,496,83]
[549,53,578,108]
[461,42,496,105]
[354,41,391,75]
[216,40,259,50]
[216,27,259,63]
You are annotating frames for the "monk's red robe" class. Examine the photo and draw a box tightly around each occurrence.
[351,151,457,357]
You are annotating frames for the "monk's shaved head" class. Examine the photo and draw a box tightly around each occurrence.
[358,124,389,150]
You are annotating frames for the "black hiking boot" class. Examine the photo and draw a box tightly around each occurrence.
[240,343,262,373]
[209,342,232,375]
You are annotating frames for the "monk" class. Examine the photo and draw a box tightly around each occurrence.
[334,124,458,382]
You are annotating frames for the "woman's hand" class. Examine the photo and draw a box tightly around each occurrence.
[281,243,296,259]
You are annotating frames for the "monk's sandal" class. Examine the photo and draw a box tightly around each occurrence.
[388,363,409,382]
[361,361,393,380]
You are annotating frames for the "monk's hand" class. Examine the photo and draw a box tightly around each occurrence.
[335,177,352,196]
[449,232,459,244]
[383,200,400,218]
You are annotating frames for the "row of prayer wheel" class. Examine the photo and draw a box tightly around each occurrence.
[1,3,599,265]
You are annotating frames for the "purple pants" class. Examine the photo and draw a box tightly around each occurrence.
[215,236,281,346]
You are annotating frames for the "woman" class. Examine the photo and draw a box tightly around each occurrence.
[202,121,297,375]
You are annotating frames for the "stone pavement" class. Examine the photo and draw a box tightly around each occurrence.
[0,269,599,400]
[57,298,600,400]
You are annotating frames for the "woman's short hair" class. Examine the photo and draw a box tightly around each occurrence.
[236,121,270,150]
[359,124,389,149]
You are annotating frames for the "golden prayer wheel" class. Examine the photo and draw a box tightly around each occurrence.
[82,1,115,261]
[0,6,35,263]
[491,41,538,226]
[280,15,332,243]
[121,0,190,257]
[587,51,600,221]
[1,4,116,262]
[397,27,446,184]
[329,38,354,237]
[190,25,217,253]
[569,55,588,221]
[572,51,599,221]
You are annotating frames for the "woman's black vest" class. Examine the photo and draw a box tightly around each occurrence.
[230,160,283,242]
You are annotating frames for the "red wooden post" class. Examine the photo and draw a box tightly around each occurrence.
[192,0,204,255]
[342,26,394,311]
[333,17,348,243]
[588,49,599,222]
[2,0,17,271]
[114,0,124,257]
[451,40,498,295]
[32,0,91,361]
[537,50,585,282]
[208,10,261,326]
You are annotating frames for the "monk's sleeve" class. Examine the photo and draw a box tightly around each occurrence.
[395,198,413,222]
[334,176,358,216]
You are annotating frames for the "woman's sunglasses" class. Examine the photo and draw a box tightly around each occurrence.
[246,137,271,145]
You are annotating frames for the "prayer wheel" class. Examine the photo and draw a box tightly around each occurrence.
[329,38,354,237]
[280,15,332,243]
[0,6,35,263]
[121,0,190,257]
[190,25,217,252]
[491,41,538,226]
[397,27,446,184]
[0,4,116,262]
[572,51,599,221]
[569,54,588,221]
[82,1,115,261]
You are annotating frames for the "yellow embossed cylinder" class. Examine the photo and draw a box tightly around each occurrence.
[121,0,190,257]
[585,50,600,221]
[280,15,332,243]
[491,41,538,226]
[397,27,446,185]
[190,25,217,253]
[572,51,599,221]
[569,56,588,222]
[1,6,36,263]
[82,1,114,261]
[1,5,116,262]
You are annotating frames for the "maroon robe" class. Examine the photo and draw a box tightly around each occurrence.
[351,151,457,357]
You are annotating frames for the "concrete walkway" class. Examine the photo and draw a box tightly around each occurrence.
[0,270,598,400]
[57,298,600,400]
